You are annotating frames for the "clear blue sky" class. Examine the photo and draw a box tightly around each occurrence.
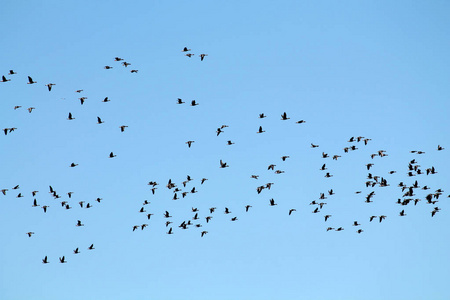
[1,1,450,299]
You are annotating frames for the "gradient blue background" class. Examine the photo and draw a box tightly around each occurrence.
[1,1,449,299]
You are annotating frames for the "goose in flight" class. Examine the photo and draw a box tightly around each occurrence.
[289,209,296,215]
[67,112,75,120]
[9,70,16,75]
[73,248,80,254]
[104,66,113,69]
[182,47,191,52]
[97,116,104,124]
[115,57,124,61]
[1,76,10,82]
[42,256,49,264]
[119,125,128,132]
[201,231,208,237]
[109,152,116,158]
[76,220,84,227]
[130,69,138,73]
[219,160,229,168]
[59,256,67,263]
[177,98,185,104]
[311,143,319,148]
[269,198,277,206]
[70,163,78,167]
[199,54,208,61]
[257,126,265,133]
[102,97,110,102]
[259,113,267,118]
[185,53,195,57]
[45,83,55,91]
[296,120,305,124]
[186,141,194,148]
[191,100,199,106]
[281,112,290,120]
[281,156,290,161]
[27,76,36,84]
[26,232,35,237]
[88,244,95,250]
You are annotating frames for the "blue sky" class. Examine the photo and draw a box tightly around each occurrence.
[1,1,450,299]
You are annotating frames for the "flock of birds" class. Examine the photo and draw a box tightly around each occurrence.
[1,47,448,265]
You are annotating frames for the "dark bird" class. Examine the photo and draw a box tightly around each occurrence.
[379,215,386,222]
[45,83,55,91]
[369,216,377,222]
[88,244,95,250]
[130,70,138,73]
[75,89,83,93]
[104,66,113,69]
[227,140,235,145]
[59,256,67,263]
[73,248,80,254]
[231,217,238,221]
[32,199,40,207]
[245,205,252,212]
[70,163,78,167]
[257,126,265,133]
[311,143,319,148]
[289,209,296,215]
[27,76,36,84]
[224,207,231,214]
[97,116,104,124]
[42,205,49,213]
[324,172,333,178]
[182,47,191,52]
[437,145,444,151]
[102,97,110,102]
[76,220,84,227]
[399,210,406,216]
[67,112,75,120]
[220,160,229,168]
[269,198,277,206]
[167,227,173,234]
[186,140,195,148]
[9,70,16,75]
[164,211,172,218]
[191,100,199,106]
[324,215,331,222]
[296,120,306,124]
[353,221,360,226]
[259,113,267,118]
[201,231,208,237]
[120,125,128,132]
[335,227,344,231]
[109,152,116,158]
[357,229,364,234]
[199,54,208,61]
[122,62,131,67]
[42,256,49,264]
[281,156,290,161]
[185,53,195,57]
[26,232,35,237]
[115,57,124,61]
[1,75,11,82]
[177,98,185,104]
[281,112,290,120]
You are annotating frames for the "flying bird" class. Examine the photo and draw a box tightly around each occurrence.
[27,76,36,84]
[45,83,55,91]
[199,54,208,61]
